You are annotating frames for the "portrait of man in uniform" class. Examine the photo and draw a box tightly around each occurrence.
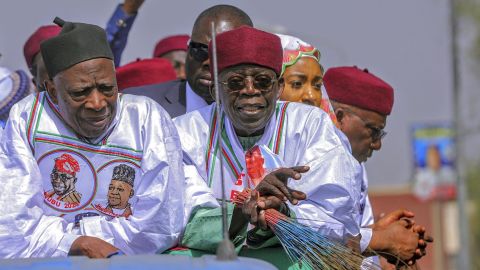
[45,153,82,204]
[105,164,135,218]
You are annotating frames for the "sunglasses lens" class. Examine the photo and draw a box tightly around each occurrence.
[189,41,209,62]
[254,76,274,90]
[227,77,245,91]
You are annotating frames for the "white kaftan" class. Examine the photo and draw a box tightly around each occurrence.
[0,92,216,258]
[335,128,380,267]
[174,101,363,240]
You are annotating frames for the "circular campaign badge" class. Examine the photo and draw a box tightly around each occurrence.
[38,149,97,213]
[92,160,140,218]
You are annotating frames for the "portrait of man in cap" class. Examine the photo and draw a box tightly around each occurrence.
[104,164,135,218]
[45,153,82,204]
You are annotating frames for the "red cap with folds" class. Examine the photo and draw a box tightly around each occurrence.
[23,25,61,69]
[54,154,80,176]
[153,34,190,58]
[116,58,176,91]
[209,26,283,75]
[324,66,394,115]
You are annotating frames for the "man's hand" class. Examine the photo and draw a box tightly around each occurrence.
[122,0,145,15]
[370,209,433,265]
[371,209,415,230]
[369,219,419,264]
[242,190,286,230]
[69,236,119,258]
[254,166,309,205]
[411,224,434,262]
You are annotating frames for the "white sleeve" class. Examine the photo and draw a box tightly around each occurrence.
[78,103,187,255]
[289,109,362,240]
[183,164,219,226]
[0,101,80,258]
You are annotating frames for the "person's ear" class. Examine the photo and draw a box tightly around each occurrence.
[129,189,134,198]
[45,79,58,104]
[335,107,346,128]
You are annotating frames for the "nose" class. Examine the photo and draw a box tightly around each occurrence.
[202,58,210,71]
[52,177,60,184]
[241,77,260,95]
[301,87,316,105]
[84,89,107,111]
[370,138,382,151]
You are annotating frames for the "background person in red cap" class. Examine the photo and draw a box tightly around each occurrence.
[123,4,253,118]
[23,0,144,92]
[324,66,433,268]
[153,34,189,80]
[172,26,365,269]
[115,58,176,91]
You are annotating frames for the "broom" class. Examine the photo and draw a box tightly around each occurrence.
[232,189,381,270]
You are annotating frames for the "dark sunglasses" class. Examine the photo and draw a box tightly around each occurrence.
[51,172,75,182]
[188,41,209,62]
[220,74,277,93]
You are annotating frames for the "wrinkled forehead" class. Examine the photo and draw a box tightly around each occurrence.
[354,105,388,128]
[53,58,116,85]
[220,64,277,78]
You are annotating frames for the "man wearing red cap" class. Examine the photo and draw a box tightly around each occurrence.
[153,34,190,80]
[173,26,365,269]
[123,5,253,118]
[23,0,144,92]
[324,66,432,267]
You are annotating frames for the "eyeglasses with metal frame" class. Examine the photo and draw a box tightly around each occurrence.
[219,74,278,93]
[343,107,387,142]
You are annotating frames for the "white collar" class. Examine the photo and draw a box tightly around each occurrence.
[185,82,208,113]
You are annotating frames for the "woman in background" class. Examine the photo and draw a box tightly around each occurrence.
[277,34,337,124]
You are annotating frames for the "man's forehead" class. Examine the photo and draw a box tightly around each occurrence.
[55,58,115,82]
[191,17,243,43]
[221,65,276,76]
[355,106,387,128]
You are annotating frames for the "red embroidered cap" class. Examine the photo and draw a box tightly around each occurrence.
[23,25,61,69]
[153,34,190,58]
[324,66,394,115]
[209,26,283,75]
[54,154,80,176]
[116,58,176,91]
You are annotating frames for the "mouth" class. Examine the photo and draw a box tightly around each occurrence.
[85,114,110,128]
[108,195,120,201]
[236,103,266,116]
[198,78,212,87]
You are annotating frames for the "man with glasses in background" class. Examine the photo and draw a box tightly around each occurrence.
[324,66,433,268]
[123,4,253,117]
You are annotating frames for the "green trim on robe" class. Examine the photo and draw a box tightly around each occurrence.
[178,203,246,253]
[163,203,308,270]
